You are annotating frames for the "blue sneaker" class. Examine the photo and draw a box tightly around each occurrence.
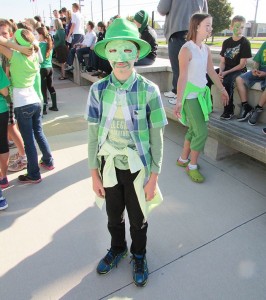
[0,177,9,189]
[131,254,149,287]
[0,198,8,210]
[97,248,128,275]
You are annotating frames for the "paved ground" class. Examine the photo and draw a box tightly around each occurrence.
[0,75,266,300]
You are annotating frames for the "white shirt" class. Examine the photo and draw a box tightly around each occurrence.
[182,40,208,99]
[71,11,84,35]
[82,31,97,48]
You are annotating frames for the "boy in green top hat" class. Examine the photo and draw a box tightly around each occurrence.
[85,18,167,287]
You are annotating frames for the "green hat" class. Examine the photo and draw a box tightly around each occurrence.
[134,10,149,34]
[94,18,151,60]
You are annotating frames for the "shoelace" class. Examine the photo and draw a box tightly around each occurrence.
[131,256,144,273]
[103,249,118,268]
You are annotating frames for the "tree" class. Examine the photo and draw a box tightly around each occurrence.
[208,0,233,41]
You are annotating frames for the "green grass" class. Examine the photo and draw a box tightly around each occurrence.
[158,36,266,50]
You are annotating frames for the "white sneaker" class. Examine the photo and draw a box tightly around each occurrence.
[8,158,27,172]
[65,65,74,71]
[168,98,177,105]
[164,91,176,98]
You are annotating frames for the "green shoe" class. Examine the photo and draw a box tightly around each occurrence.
[176,159,190,168]
[186,168,205,183]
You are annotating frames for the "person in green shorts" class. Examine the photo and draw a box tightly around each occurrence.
[173,13,229,183]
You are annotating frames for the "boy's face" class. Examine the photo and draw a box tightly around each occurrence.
[231,22,245,37]
[105,40,139,73]
[0,25,11,39]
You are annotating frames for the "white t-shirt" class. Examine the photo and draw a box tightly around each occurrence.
[71,11,84,35]
[82,31,97,48]
[182,40,208,99]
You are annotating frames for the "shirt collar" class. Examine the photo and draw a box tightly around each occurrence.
[110,70,137,90]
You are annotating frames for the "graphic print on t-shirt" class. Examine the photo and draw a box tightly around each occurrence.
[224,44,241,60]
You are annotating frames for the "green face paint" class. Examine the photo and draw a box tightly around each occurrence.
[105,40,138,62]
[232,22,244,36]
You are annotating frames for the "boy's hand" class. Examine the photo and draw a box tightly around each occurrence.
[91,171,105,198]
[252,69,258,76]
[256,70,266,78]
[144,173,158,201]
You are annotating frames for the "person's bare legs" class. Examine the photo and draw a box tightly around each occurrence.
[190,150,200,166]
[0,152,9,179]
[61,63,66,78]
[258,90,266,107]
[8,124,25,157]
[236,76,248,103]
[180,140,191,160]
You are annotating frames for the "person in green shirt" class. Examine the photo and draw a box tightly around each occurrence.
[0,29,54,183]
[0,66,10,190]
[37,26,58,114]
[236,41,266,125]
[85,18,167,287]
[53,19,68,79]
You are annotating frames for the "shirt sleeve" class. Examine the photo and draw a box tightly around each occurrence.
[149,127,164,174]
[0,66,10,90]
[88,123,100,169]
[240,38,252,59]
[157,0,172,15]
[147,84,168,129]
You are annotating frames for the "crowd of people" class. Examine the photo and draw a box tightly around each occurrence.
[0,0,265,289]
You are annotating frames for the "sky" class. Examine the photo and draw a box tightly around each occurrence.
[0,0,265,27]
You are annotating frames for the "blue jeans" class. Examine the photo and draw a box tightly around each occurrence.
[71,34,84,47]
[168,31,187,94]
[241,67,266,91]
[14,103,53,180]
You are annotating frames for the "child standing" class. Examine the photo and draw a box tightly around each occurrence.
[219,15,252,120]
[85,18,167,287]
[174,13,229,183]
[0,29,54,183]
[37,26,58,113]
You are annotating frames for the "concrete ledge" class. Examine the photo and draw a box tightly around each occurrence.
[161,94,266,164]
[78,57,172,91]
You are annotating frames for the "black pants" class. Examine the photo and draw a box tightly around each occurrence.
[40,68,56,105]
[103,165,148,255]
[0,111,9,154]
[222,70,244,113]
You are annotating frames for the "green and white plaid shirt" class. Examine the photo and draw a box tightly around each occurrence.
[85,70,168,178]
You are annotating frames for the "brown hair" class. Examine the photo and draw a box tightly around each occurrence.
[36,27,52,58]
[54,19,63,30]
[0,19,13,34]
[72,3,80,10]
[231,15,246,26]
[66,10,72,23]
[17,29,39,52]
[187,13,212,42]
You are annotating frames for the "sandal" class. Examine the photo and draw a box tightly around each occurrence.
[59,77,67,80]
[186,167,205,183]
[176,159,190,168]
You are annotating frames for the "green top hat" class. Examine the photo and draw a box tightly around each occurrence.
[94,18,151,60]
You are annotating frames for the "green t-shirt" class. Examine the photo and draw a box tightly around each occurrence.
[0,66,10,113]
[254,41,266,68]
[9,51,39,88]
[39,42,53,69]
